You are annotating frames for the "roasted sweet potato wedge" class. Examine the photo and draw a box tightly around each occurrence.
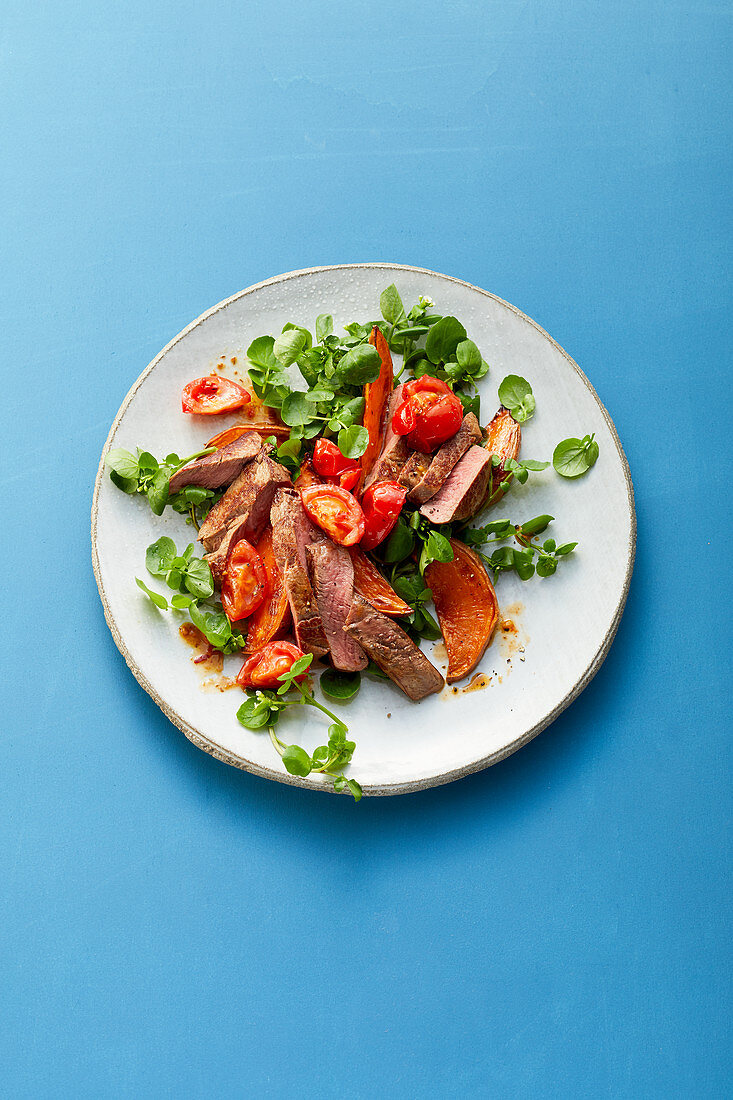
[483,406,521,503]
[206,419,289,449]
[243,526,291,653]
[424,538,499,683]
[349,547,411,617]
[359,326,394,488]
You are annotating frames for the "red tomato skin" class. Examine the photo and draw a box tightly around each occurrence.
[312,438,360,478]
[359,481,407,551]
[221,538,268,621]
[181,375,251,415]
[338,468,361,492]
[237,642,306,689]
[300,484,366,547]
[391,377,463,452]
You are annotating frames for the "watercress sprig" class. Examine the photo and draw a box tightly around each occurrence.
[236,654,362,800]
[484,456,550,508]
[106,446,216,517]
[462,516,577,580]
[134,538,245,652]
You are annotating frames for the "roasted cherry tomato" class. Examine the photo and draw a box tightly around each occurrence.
[181,375,251,415]
[338,467,361,493]
[221,537,267,621]
[236,641,307,690]
[360,480,407,551]
[391,377,463,452]
[312,438,361,478]
[300,484,366,547]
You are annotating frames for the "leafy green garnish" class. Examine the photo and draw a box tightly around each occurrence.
[462,515,577,581]
[320,668,362,701]
[107,446,217,519]
[135,577,169,609]
[236,653,362,800]
[145,536,214,599]
[553,434,599,478]
[497,375,536,423]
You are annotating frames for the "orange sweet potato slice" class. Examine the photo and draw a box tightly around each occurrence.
[243,526,291,653]
[349,547,411,617]
[483,406,521,502]
[359,326,394,488]
[206,420,289,449]
[424,538,499,683]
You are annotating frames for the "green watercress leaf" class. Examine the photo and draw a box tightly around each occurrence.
[498,375,536,423]
[380,284,405,325]
[281,744,312,777]
[184,557,214,599]
[315,313,333,342]
[320,669,362,701]
[334,343,381,385]
[106,448,140,481]
[280,391,315,427]
[274,328,308,366]
[135,577,169,609]
[337,425,369,459]
[552,435,599,478]
[425,316,467,364]
[518,514,554,537]
[146,536,177,577]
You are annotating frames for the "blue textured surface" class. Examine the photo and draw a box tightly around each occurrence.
[2,2,731,1096]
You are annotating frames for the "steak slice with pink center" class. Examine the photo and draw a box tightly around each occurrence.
[418,445,492,524]
[408,413,482,504]
[270,489,329,659]
[198,450,291,553]
[306,542,367,672]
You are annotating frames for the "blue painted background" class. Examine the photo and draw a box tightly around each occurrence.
[2,2,730,1096]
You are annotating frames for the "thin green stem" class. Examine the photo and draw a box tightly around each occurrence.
[293,683,343,727]
[269,727,285,756]
[175,447,216,468]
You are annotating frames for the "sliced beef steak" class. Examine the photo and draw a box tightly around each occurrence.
[344,595,444,701]
[198,451,291,553]
[204,514,251,587]
[168,431,262,494]
[306,543,367,672]
[363,384,409,489]
[398,450,431,492]
[408,413,482,504]
[270,490,329,658]
[419,445,492,524]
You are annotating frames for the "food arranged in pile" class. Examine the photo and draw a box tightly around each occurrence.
[107,285,599,799]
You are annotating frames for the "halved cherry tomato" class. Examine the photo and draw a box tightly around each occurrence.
[312,438,360,478]
[338,467,361,493]
[221,537,267,621]
[360,480,407,551]
[300,484,365,547]
[237,642,307,690]
[391,377,463,452]
[182,375,251,416]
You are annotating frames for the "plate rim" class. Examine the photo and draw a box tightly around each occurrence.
[91,262,636,796]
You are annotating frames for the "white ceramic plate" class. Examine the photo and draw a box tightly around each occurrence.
[92,264,635,796]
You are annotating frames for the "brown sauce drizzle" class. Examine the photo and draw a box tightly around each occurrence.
[179,623,223,673]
